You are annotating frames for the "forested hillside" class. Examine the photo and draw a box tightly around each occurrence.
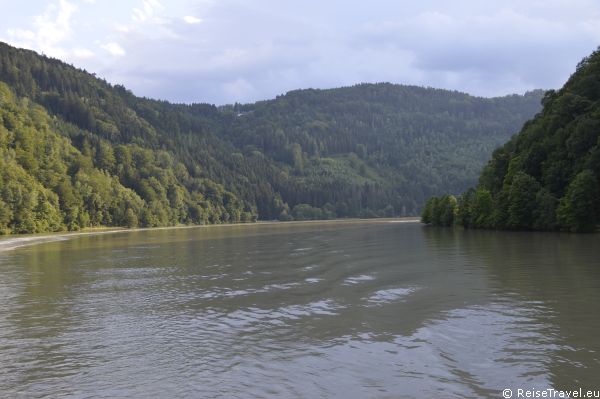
[0,82,251,234]
[423,48,600,232]
[0,41,543,233]
[225,86,542,218]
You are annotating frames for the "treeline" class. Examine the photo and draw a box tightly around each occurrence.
[0,83,252,234]
[422,48,600,233]
[224,85,544,217]
[0,41,543,232]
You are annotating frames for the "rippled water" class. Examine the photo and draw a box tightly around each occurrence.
[0,221,599,398]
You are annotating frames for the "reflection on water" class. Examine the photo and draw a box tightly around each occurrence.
[0,222,599,398]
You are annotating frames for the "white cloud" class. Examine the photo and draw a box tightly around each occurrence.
[132,0,163,22]
[102,42,126,57]
[3,0,600,104]
[114,24,132,33]
[126,0,179,39]
[6,28,36,41]
[223,78,255,99]
[5,0,77,58]
[183,16,203,24]
[351,5,600,96]
[72,47,95,59]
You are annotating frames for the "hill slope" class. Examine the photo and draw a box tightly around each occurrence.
[423,48,600,232]
[0,82,250,234]
[225,85,542,217]
[0,42,543,233]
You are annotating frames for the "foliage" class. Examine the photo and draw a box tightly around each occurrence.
[0,82,248,234]
[421,195,457,227]
[423,47,600,232]
[224,85,542,218]
[291,203,336,221]
[0,41,543,231]
[557,170,599,232]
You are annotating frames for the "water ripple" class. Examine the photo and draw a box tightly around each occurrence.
[0,222,599,397]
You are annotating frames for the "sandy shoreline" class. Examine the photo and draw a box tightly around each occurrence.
[0,229,124,253]
[0,217,421,253]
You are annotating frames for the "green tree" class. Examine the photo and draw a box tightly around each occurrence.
[506,172,540,230]
[125,208,139,228]
[0,41,544,228]
[533,188,558,230]
[421,197,435,224]
[0,199,13,234]
[422,48,600,233]
[456,188,475,227]
[471,188,494,228]
[438,195,457,227]
[557,170,599,232]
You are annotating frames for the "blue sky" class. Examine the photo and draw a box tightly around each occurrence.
[2,0,599,104]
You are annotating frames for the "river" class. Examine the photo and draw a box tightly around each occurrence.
[0,221,598,398]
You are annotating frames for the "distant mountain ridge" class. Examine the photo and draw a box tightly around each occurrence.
[0,41,543,233]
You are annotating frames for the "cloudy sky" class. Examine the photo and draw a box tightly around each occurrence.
[2,0,599,104]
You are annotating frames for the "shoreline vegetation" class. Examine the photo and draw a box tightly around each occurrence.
[422,48,600,233]
[0,42,542,236]
[0,217,420,253]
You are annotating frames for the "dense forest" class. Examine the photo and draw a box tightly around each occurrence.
[0,41,543,234]
[0,82,252,234]
[423,48,600,233]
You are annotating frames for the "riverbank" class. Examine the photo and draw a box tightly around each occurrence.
[0,217,420,253]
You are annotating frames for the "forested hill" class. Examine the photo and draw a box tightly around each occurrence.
[0,82,252,234]
[423,48,600,232]
[0,41,543,234]
[225,85,542,217]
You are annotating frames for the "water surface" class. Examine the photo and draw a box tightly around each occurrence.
[0,221,599,398]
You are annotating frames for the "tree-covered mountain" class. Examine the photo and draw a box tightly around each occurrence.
[0,41,543,233]
[423,48,600,232]
[224,85,542,218]
[0,82,251,234]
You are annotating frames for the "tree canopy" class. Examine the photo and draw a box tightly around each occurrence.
[0,41,543,233]
[423,48,600,233]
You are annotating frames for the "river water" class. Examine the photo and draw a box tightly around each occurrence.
[0,221,599,398]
